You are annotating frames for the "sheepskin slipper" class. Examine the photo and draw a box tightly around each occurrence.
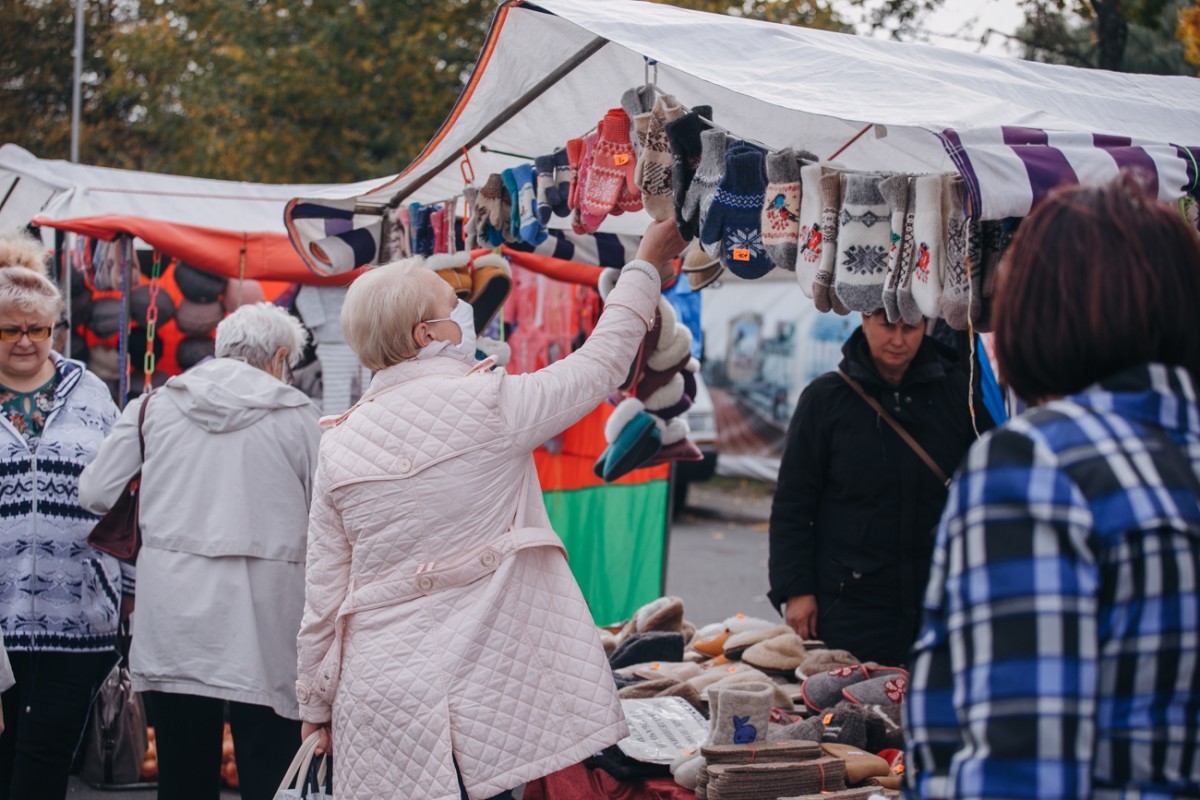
[794,648,859,680]
[722,624,792,660]
[742,633,809,673]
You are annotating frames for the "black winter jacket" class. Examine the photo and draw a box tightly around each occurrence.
[768,327,990,665]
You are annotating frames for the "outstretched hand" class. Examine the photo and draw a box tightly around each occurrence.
[635,219,688,286]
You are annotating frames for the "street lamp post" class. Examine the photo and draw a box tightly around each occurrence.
[70,0,84,163]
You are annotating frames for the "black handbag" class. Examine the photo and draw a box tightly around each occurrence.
[87,393,152,565]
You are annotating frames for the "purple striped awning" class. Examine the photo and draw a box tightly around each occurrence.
[939,127,1200,220]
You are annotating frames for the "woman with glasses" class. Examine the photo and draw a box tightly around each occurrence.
[80,302,322,800]
[0,232,124,800]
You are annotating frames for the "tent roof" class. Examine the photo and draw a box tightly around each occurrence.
[284,0,1200,273]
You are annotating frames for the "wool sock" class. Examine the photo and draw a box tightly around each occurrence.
[547,147,571,218]
[700,147,772,279]
[794,163,827,299]
[708,681,774,746]
[634,94,686,221]
[534,152,557,226]
[909,174,945,319]
[566,138,586,211]
[761,149,802,271]
[814,172,849,314]
[879,175,911,323]
[681,128,728,247]
[665,105,714,240]
[834,172,891,313]
[583,109,638,218]
[939,175,982,330]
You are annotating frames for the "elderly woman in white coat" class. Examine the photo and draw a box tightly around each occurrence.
[296,219,685,800]
[80,303,321,800]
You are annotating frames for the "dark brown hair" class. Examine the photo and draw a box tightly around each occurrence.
[994,170,1200,403]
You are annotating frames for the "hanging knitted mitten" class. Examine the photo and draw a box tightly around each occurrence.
[879,175,912,323]
[566,138,586,212]
[681,128,728,248]
[583,109,638,219]
[665,105,714,240]
[762,149,803,271]
[547,147,572,218]
[793,163,828,299]
[814,172,849,314]
[634,94,686,221]
[701,147,772,279]
[909,174,945,320]
[573,131,608,235]
[502,164,546,246]
[833,173,891,313]
[534,152,558,226]
[939,175,983,330]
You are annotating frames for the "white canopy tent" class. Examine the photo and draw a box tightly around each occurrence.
[285,0,1200,275]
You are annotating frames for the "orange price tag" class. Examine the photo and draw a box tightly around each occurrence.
[732,248,751,261]
[614,153,630,166]
[822,713,833,724]
[727,666,738,673]
[651,662,661,670]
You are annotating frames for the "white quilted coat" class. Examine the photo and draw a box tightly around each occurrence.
[296,262,661,800]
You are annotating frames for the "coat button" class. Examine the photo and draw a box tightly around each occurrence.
[417,576,433,591]
[398,457,412,473]
[296,684,310,702]
[480,551,497,567]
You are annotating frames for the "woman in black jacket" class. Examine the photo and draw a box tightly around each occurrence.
[768,312,989,666]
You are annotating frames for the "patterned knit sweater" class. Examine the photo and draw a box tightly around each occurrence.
[0,354,128,653]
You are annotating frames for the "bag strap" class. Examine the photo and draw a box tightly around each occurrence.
[136,391,152,460]
[837,369,951,488]
[276,732,321,792]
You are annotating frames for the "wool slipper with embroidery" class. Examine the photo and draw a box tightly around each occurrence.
[800,664,871,713]
[840,669,908,706]
[795,649,860,680]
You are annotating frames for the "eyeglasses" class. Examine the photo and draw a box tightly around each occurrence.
[0,326,53,342]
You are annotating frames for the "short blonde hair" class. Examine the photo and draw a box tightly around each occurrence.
[341,257,436,371]
[0,231,61,322]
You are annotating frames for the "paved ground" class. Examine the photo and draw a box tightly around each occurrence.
[67,477,776,798]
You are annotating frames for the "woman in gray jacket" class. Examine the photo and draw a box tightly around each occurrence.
[80,302,321,800]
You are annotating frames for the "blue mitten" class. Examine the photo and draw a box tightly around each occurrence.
[700,147,772,279]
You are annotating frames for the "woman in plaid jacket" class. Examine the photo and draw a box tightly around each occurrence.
[905,171,1200,799]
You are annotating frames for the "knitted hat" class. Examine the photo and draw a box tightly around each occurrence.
[939,175,983,330]
[467,253,513,334]
[662,107,711,237]
[708,680,773,745]
[833,172,891,313]
[634,94,686,221]
[819,743,891,786]
[794,163,829,299]
[223,278,266,313]
[909,174,945,319]
[701,147,772,279]
[681,129,728,246]
[173,262,226,304]
[175,299,225,335]
[88,297,122,338]
[681,242,723,291]
[762,149,803,271]
[879,174,913,323]
[794,649,860,680]
[814,172,850,314]
[609,631,686,671]
[741,633,809,674]
[840,669,908,706]
[129,284,176,329]
[800,665,871,713]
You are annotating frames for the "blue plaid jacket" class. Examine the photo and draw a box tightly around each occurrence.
[905,363,1200,800]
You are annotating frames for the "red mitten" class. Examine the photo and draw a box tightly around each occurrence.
[583,109,638,218]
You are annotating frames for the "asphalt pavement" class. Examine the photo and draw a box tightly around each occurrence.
[66,477,775,799]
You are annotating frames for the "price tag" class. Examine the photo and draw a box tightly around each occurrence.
[614,153,630,166]
[732,248,751,261]
[823,713,833,724]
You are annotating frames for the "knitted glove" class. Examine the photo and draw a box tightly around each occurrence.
[634,94,686,221]
[681,128,728,248]
[665,106,713,240]
[583,109,638,218]
[761,149,803,271]
[700,147,772,279]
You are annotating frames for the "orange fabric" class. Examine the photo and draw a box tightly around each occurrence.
[35,215,364,286]
[496,247,605,286]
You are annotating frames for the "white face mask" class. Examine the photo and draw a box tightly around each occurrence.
[418,299,477,364]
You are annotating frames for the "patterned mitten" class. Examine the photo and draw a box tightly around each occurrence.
[665,106,714,240]
[814,172,849,314]
[534,153,557,225]
[681,128,728,247]
[583,109,638,218]
[621,85,656,156]
[501,164,546,246]
[762,149,803,271]
[879,175,911,323]
[834,173,891,313]
[412,204,434,257]
[634,94,686,221]
[547,147,571,218]
[700,148,772,279]
[939,176,983,330]
[909,174,945,319]
[573,132,607,235]
[794,164,827,299]
[429,206,448,255]
[566,138,586,211]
